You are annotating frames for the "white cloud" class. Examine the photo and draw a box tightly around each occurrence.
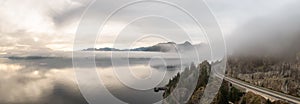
[0,0,90,54]
[0,0,299,56]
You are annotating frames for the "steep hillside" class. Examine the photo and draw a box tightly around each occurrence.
[226,54,300,97]
[162,61,291,104]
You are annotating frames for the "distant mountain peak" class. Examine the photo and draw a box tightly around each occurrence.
[183,41,192,46]
[82,41,204,52]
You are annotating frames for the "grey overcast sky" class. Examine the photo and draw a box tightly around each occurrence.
[0,0,299,56]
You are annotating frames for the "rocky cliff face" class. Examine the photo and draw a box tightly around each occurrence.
[162,61,211,104]
[226,55,300,97]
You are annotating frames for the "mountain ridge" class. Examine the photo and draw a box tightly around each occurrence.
[82,41,204,52]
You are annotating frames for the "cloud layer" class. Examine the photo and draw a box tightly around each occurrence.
[226,1,300,58]
[0,0,299,58]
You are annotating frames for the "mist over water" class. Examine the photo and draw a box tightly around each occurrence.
[0,51,201,104]
[0,58,86,104]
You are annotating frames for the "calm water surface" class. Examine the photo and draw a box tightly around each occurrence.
[0,56,187,104]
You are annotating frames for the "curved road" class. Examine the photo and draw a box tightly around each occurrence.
[224,77,300,104]
[212,67,300,104]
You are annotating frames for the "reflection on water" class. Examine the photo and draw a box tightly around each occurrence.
[0,57,186,104]
[0,58,86,104]
[0,63,23,72]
